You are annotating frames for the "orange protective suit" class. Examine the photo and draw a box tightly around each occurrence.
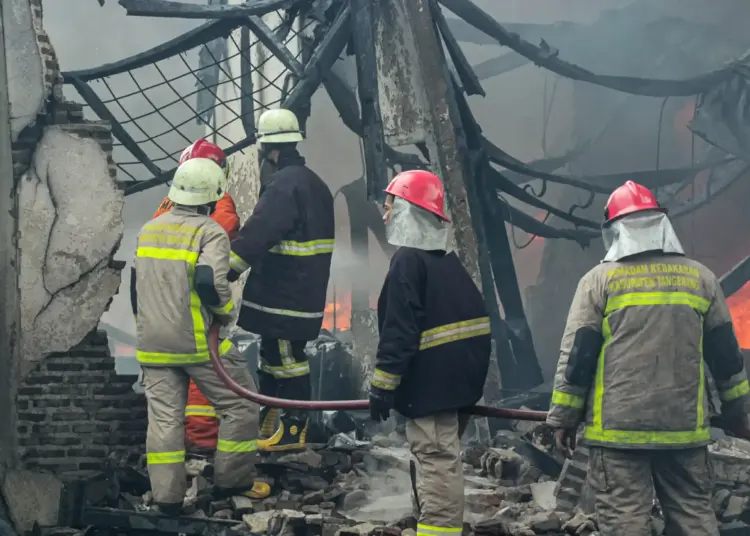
[151,192,240,452]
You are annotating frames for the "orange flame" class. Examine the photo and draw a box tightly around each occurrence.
[727,283,750,349]
[323,292,352,332]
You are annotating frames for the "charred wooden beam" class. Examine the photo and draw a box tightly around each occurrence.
[432,0,484,97]
[452,75,544,389]
[82,507,237,534]
[720,254,750,298]
[118,0,298,19]
[352,0,388,200]
[284,3,352,115]
[247,15,304,78]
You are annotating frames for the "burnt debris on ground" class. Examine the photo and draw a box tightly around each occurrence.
[18,420,750,536]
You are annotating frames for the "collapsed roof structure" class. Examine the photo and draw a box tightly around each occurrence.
[65,0,750,391]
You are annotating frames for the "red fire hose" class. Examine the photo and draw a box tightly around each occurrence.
[207,323,549,421]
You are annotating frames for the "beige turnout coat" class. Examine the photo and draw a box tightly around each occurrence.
[547,252,750,449]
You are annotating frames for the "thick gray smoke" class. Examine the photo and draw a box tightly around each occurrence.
[44,0,750,372]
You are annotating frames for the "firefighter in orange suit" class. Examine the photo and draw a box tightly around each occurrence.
[547,180,750,535]
[152,139,239,454]
[369,170,491,536]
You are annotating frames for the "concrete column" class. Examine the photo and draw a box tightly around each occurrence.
[0,0,20,469]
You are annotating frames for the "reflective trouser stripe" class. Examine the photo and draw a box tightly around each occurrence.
[372,368,401,391]
[147,450,186,465]
[720,379,750,402]
[585,291,711,445]
[260,361,310,379]
[217,439,258,453]
[416,525,462,536]
[551,390,585,409]
[135,243,208,366]
[229,251,251,273]
[185,405,217,418]
[211,299,235,315]
[242,300,323,319]
[269,239,335,256]
[419,317,491,350]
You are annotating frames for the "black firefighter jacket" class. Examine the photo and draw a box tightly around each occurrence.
[372,247,492,418]
[228,151,335,341]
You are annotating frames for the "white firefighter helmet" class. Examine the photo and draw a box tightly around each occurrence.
[167,158,224,206]
[256,108,304,144]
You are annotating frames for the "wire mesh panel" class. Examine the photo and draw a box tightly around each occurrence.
[63,8,314,187]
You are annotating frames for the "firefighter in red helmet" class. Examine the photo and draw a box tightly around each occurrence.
[369,169,491,536]
[152,139,240,457]
[547,180,750,535]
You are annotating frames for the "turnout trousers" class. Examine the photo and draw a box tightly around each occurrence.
[407,412,470,536]
[588,446,718,536]
[257,337,311,436]
[143,344,260,506]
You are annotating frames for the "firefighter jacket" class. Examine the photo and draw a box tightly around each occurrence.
[372,247,491,418]
[228,151,334,341]
[154,193,240,239]
[133,206,236,366]
[547,252,750,450]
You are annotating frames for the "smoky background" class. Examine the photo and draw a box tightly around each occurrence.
[42,0,750,378]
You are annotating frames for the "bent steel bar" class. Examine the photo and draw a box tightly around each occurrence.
[207,323,549,421]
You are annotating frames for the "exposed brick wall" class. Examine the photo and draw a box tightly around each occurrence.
[16,330,146,474]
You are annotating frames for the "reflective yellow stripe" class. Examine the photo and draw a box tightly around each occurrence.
[185,405,217,418]
[604,291,710,316]
[229,251,250,273]
[585,291,710,445]
[721,379,750,402]
[147,450,185,465]
[269,239,335,256]
[137,350,209,364]
[242,300,324,319]
[419,317,491,350]
[219,339,233,354]
[260,361,311,379]
[372,368,401,391]
[278,340,296,366]
[135,243,208,366]
[139,233,200,248]
[217,439,258,453]
[211,300,235,315]
[551,390,585,409]
[143,222,202,234]
[416,525,462,536]
[136,246,199,264]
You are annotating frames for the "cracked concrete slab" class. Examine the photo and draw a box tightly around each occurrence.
[3,0,49,141]
[18,126,124,379]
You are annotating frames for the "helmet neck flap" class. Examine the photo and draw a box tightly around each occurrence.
[385,196,449,251]
[602,211,684,263]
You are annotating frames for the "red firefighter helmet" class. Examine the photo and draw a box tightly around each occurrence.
[179,139,229,177]
[603,180,665,225]
[384,169,450,222]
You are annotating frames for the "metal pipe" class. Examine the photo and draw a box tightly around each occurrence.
[208,324,549,421]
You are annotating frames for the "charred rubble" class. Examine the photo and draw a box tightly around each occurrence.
[17,406,750,536]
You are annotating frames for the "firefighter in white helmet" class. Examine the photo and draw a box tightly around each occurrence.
[228,108,335,452]
[131,158,270,514]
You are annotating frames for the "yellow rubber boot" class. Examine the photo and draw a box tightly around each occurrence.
[258,415,308,453]
[240,481,272,500]
[259,407,281,439]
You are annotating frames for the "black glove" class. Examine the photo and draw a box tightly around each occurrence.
[369,386,395,422]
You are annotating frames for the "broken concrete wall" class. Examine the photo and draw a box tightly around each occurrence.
[1,0,126,520]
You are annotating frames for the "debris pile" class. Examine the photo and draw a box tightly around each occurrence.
[18,421,750,536]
